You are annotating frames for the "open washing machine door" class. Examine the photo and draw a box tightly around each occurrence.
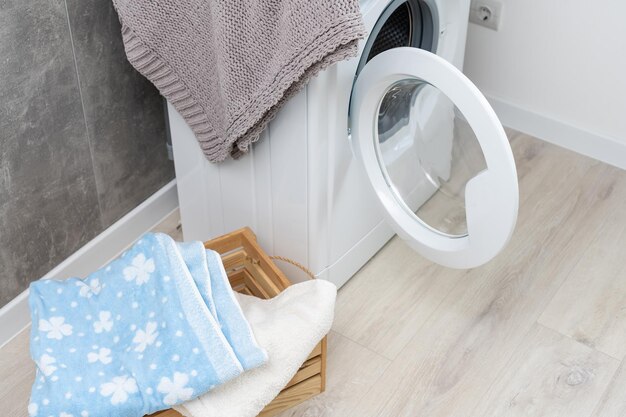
[349,47,518,269]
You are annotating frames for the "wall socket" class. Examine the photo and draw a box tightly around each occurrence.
[469,0,503,31]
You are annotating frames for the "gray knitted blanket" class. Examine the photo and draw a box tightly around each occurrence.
[112,0,366,162]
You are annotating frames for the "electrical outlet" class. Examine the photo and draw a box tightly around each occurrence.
[469,0,503,31]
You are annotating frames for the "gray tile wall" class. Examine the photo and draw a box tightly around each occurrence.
[0,0,175,307]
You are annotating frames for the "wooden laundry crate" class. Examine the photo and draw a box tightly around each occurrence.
[149,227,327,417]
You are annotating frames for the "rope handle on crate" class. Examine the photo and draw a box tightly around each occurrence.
[269,255,316,280]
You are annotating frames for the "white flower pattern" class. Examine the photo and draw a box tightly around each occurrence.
[27,403,38,416]
[87,348,112,365]
[78,278,102,298]
[157,372,194,405]
[39,317,72,340]
[93,311,113,334]
[100,375,138,405]
[37,354,57,376]
[123,253,155,285]
[29,236,246,415]
[132,322,159,352]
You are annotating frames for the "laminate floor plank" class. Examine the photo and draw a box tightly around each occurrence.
[591,359,626,417]
[539,204,626,360]
[0,329,34,417]
[471,324,619,417]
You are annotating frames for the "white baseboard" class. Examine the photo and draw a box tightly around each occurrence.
[0,179,179,348]
[487,95,626,171]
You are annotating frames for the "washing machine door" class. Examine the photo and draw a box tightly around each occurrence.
[350,47,518,268]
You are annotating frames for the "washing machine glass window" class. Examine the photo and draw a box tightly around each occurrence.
[350,47,518,268]
[355,0,438,77]
[376,78,487,237]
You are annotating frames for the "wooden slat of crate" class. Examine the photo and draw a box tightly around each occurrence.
[244,257,283,297]
[151,410,179,417]
[238,268,272,299]
[228,269,251,295]
[284,357,322,390]
[306,342,322,360]
[221,249,247,271]
[204,228,291,293]
[201,228,245,254]
[319,337,327,392]
[238,236,291,292]
[258,375,324,417]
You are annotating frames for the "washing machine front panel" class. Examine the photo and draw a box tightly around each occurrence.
[170,0,477,287]
[350,47,518,268]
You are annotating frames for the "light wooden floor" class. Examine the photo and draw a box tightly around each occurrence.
[3,132,626,417]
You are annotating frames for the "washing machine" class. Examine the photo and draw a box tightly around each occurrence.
[168,0,519,287]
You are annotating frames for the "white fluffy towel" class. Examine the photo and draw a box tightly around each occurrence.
[174,279,337,417]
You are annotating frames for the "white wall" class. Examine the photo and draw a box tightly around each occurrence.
[463,0,626,167]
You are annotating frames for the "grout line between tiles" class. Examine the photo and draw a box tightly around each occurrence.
[62,0,106,228]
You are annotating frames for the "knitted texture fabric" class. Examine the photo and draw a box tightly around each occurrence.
[112,0,366,162]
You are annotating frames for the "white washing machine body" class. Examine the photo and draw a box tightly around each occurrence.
[169,0,519,286]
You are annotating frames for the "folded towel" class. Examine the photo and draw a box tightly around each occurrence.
[28,233,266,417]
[176,242,268,370]
[111,0,366,162]
[175,279,337,417]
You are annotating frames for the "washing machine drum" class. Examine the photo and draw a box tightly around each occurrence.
[349,2,519,269]
[356,0,436,76]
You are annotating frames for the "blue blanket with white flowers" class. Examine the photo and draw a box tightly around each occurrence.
[28,233,267,417]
